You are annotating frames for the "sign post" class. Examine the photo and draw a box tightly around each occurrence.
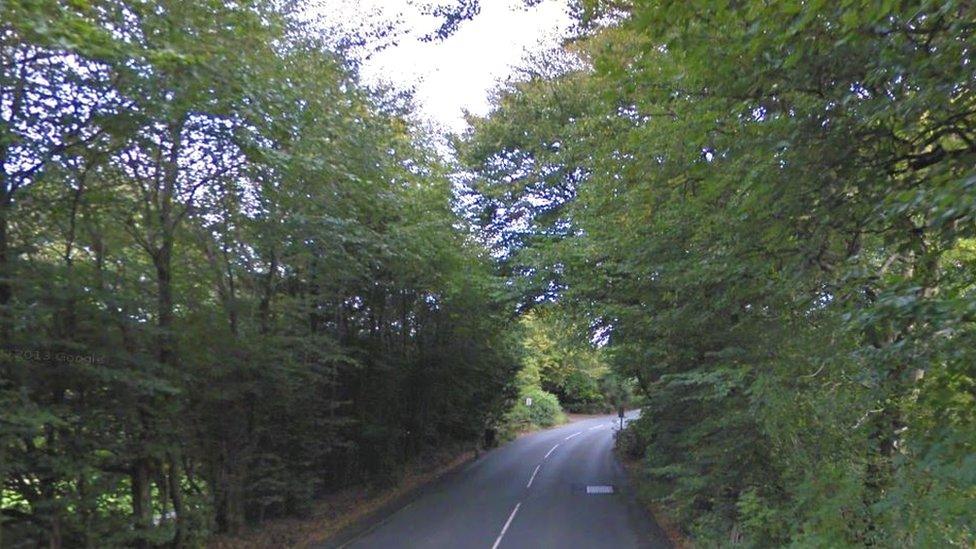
[618,406,625,430]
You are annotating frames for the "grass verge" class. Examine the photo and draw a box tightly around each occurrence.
[208,445,476,549]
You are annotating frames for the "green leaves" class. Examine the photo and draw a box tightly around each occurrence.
[2,1,519,545]
[461,0,976,545]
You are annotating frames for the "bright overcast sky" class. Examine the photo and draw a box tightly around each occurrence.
[311,0,573,134]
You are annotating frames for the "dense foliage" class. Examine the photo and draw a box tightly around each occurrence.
[1,1,517,546]
[5,0,976,547]
[501,307,639,437]
[462,0,975,546]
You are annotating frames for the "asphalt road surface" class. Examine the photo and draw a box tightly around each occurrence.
[326,412,671,549]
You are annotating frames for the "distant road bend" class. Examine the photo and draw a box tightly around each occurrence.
[325,412,671,549]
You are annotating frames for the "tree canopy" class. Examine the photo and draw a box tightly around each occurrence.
[2,2,517,546]
[461,0,975,545]
[3,1,975,547]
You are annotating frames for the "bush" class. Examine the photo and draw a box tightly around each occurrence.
[615,422,646,461]
[504,387,565,433]
[555,370,606,413]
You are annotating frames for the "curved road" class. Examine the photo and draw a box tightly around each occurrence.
[326,413,671,549]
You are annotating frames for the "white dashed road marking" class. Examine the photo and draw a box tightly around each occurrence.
[491,502,522,549]
[544,443,559,459]
[564,431,582,440]
[526,464,541,488]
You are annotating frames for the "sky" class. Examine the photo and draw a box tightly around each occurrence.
[311,0,573,135]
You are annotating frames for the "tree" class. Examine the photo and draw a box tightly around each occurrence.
[1,1,520,546]
[461,1,976,544]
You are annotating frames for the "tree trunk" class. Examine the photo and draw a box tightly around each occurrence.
[156,243,175,370]
[131,458,153,549]
[214,448,246,535]
[0,203,11,343]
[168,454,186,548]
[48,514,62,549]
[258,250,276,335]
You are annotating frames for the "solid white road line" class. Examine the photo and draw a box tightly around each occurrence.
[544,443,560,459]
[526,464,541,488]
[564,431,582,440]
[491,502,522,549]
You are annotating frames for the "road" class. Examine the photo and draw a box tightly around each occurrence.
[326,413,671,549]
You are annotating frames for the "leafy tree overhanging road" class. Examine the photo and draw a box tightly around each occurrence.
[2,1,974,547]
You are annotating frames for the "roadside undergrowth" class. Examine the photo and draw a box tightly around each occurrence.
[616,426,690,549]
[208,445,476,549]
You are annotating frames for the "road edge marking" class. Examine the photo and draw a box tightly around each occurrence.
[491,502,522,549]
